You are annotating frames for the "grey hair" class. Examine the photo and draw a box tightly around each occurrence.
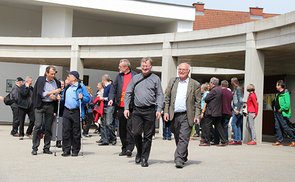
[221,80,229,87]
[201,83,209,91]
[179,62,191,71]
[120,59,131,68]
[25,76,32,82]
[210,77,219,86]
[141,57,153,66]
[102,74,111,82]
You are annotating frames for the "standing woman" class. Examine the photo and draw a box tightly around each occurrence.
[229,77,244,145]
[246,84,258,145]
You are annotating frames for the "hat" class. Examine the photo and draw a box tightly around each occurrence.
[16,77,24,82]
[67,70,80,80]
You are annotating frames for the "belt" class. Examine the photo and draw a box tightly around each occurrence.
[65,107,79,111]
[175,111,186,114]
[136,105,155,109]
[42,101,54,105]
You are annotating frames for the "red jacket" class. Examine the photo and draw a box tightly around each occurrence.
[93,97,104,123]
[247,91,258,116]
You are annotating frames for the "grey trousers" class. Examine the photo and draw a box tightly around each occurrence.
[170,112,192,163]
[246,113,256,142]
[32,102,54,151]
[51,116,63,141]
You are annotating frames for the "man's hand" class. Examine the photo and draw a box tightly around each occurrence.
[253,115,257,119]
[108,100,113,106]
[156,112,161,120]
[78,93,83,100]
[195,118,200,124]
[124,110,130,119]
[25,82,30,87]
[0,96,3,101]
[53,88,61,94]
[100,97,104,101]
[201,113,204,119]
[57,95,62,101]
[49,94,57,101]
[235,110,239,115]
[164,113,169,122]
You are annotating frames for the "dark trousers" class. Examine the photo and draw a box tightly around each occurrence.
[170,112,192,163]
[132,106,156,161]
[62,108,81,154]
[84,113,93,135]
[10,106,19,135]
[203,116,227,144]
[32,102,54,151]
[18,106,35,137]
[118,107,134,152]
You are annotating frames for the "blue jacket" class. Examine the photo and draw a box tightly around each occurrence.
[62,82,90,119]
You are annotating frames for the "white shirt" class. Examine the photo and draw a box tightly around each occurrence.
[174,77,189,113]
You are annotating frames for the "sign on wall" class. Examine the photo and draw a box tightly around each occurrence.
[6,79,16,93]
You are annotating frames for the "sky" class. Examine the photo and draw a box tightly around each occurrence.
[150,0,295,14]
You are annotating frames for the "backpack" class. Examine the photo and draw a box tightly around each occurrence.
[4,92,14,106]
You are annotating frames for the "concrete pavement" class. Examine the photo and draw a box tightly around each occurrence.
[0,124,294,182]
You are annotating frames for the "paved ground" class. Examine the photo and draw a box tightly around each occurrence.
[0,124,294,182]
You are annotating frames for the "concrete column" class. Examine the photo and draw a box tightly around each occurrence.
[160,40,178,137]
[41,6,73,37]
[243,32,265,144]
[70,45,84,81]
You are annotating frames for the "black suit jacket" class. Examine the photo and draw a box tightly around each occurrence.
[32,76,61,113]
[204,85,223,117]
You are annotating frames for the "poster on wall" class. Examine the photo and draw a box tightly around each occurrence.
[263,94,275,110]
[6,79,16,93]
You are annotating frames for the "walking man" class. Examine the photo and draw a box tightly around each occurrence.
[31,66,61,155]
[108,59,137,156]
[272,80,295,147]
[164,63,201,168]
[59,71,90,156]
[124,57,164,167]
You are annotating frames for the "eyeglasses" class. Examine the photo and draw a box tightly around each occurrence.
[141,65,151,68]
[178,69,188,71]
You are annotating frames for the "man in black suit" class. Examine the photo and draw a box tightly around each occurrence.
[199,77,228,146]
[31,66,61,155]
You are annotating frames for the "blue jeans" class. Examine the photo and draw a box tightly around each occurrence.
[101,106,116,144]
[221,114,231,140]
[231,113,242,142]
[274,111,295,143]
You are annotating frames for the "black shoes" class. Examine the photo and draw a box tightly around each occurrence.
[135,155,141,164]
[175,161,184,168]
[126,150,132,157]
[56,141,62,148]
[43,149,53,154]
[71,153,78,157]
[99,143,109,146]
[31,150,37,155]
[119,151,126,156]
[141,159,149,167]
[61,152,71,157]
[96,140,103,143]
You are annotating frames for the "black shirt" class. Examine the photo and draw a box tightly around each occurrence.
[275,89,284,111]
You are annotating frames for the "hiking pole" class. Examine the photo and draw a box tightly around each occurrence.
[79,98,84,156]
[54,100,60,156]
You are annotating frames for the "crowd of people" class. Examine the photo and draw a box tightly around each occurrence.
[1,57,295,169]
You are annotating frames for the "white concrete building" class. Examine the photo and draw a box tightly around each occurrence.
[1,0,295,143]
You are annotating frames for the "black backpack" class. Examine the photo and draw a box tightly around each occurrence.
[4,92,14,106]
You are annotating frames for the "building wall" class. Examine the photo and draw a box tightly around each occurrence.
[73,17,154,37]
[0,5,42,37]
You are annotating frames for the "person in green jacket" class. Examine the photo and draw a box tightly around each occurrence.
[272,80,295,147]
